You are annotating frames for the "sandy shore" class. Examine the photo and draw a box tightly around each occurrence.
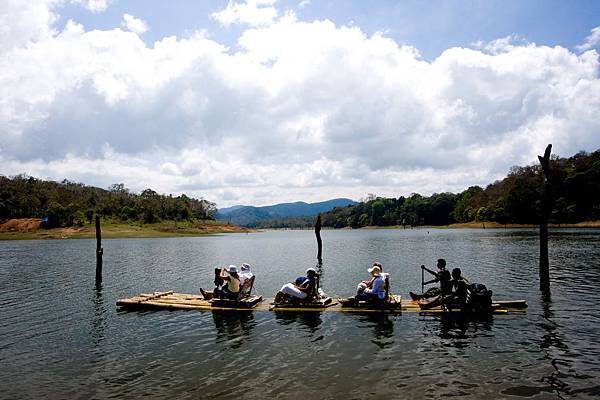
[0,219,249,240]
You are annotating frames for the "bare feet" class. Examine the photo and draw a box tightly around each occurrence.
[274,292,285,303]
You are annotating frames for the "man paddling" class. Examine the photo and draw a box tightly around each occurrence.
[410,258,451,301]
[419,267,471,310]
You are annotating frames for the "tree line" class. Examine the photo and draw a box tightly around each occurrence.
[0,176,217,227]
[319,149,600,228]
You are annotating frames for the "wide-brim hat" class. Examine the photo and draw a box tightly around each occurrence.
[228,265,238,274]
[241,263,251,271]
[368,265,382,276]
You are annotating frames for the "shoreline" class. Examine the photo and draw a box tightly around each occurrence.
[262,221,600,231]
[0,220,250,240]
[2,219,599,240]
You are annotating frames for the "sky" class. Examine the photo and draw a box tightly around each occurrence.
[1,0,600,208]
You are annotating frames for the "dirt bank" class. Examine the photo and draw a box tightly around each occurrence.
[0,218,43,232]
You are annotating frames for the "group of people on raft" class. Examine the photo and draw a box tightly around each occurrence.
[203,257,477,309]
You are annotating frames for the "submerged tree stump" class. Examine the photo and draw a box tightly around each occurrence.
[95,215,103,282]
[315,214,323,264]
[538,144,552,293]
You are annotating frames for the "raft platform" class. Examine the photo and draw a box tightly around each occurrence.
[117,291,527,314]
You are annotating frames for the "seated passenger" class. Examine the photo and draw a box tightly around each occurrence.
[444,267,469,307]
[274,268,318,303]
[214,265,241,300]
[355,264,387,302]
[356,261,383,294]
[239,263,254,287]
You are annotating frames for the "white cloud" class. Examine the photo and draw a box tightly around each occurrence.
[298,0,310,9]
[212,0,278,27]
[1,1,599,207]
[70,0,108,13]
[0,0,61,51]
[122,13,148,34]
[576,26,600,52]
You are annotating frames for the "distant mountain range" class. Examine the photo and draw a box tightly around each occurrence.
[216,198,357,227]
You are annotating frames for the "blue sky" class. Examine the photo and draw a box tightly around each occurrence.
[1,0,600,207]
[57,0,600,60]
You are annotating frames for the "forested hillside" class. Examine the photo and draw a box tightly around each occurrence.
[216,198,357,227]
[0,176,216,227]
[320,150,600,228]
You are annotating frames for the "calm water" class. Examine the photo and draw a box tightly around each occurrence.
[1,229,599,399]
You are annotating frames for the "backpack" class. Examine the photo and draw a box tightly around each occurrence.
[469,283,492,310]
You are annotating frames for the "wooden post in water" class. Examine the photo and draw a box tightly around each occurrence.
[315,214,323,264]
[538,144,552,293]
[95,215,103,282]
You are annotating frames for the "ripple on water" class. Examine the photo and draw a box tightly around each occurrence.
[0,229,599,399]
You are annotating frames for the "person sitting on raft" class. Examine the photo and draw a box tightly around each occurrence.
[410,258,451,300]
[274,268,318,303]
[419,267,470,309]
[355,264,387,302]
[239,263,254,286]
[211,265,241,300]
[445,267,470,308]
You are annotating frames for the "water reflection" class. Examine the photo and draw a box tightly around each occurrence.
[539,293,570,399]
[91,282,106,348]
[358,314,394,349]
[274,312,323,334]
[212,311,255,349]
[419,313,493,346]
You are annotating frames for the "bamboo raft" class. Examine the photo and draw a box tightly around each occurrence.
[116,291,527,314]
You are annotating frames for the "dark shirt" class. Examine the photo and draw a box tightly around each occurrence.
[449,277,468,303]
[300,276,317,298]
[438,269,452,295]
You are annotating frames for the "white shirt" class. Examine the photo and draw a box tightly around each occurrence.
[364,274,387,299]
[239,270,254,286]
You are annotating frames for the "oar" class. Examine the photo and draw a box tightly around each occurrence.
[421,266,424,295]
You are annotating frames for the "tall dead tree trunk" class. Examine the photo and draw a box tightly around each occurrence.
[538,144,552,293]
[95,215,103,283]
[315,214,322,264]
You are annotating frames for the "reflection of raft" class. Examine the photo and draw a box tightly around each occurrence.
[270,296,337,310]
[117,292,527,313]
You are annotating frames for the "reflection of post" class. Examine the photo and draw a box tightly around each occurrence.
[95,215,103,282]
[538,144,552,293]
[315,214,322,264]
[539,293,569,397]
[92,283,105,348]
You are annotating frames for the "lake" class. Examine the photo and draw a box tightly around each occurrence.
[1,228,599,399]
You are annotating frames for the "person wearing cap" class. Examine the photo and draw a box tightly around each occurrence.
[274,268,318,303]
[239,263,254,286]
[214,265,241,300]
[356,262,383,295]
[355,264,387,302]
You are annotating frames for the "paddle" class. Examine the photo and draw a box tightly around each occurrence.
[421,265,424,295]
